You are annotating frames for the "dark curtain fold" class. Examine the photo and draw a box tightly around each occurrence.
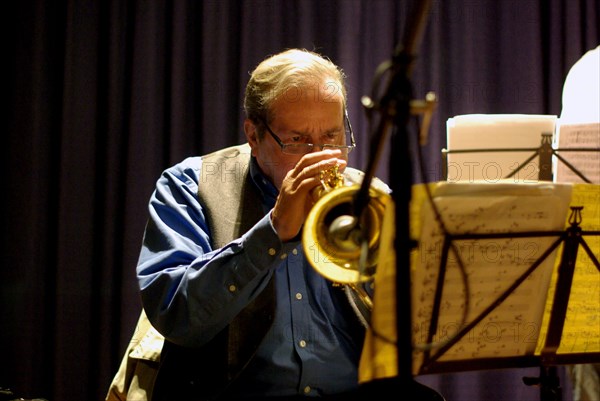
[3,1,598,400]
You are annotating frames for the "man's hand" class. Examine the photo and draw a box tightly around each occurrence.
[271,149,347,242]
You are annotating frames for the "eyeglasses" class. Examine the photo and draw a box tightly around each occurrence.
[260,110,356,155]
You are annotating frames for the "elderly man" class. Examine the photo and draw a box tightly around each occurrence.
[108,48,442,401]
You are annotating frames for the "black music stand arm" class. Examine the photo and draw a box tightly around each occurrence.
[353,0,432,384]
[388,1,433,381]
[520,207,597,401]
[523,366,563,401]
[523,207,583,401]
[542,208,583,361]
[358,37,415,384]
[391,66,415,381]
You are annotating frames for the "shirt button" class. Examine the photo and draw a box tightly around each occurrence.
[280,253,287,260]
[295,292,303,300]
[228,284,237,292]
[299,339,307,348]
[268,248,276,256]
[303,386,311,394]
[292,248,298,255]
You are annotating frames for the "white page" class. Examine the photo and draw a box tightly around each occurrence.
[446,114,557,183]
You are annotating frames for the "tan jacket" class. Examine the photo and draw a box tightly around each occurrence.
[105,310,164,401]
[106,144,261,401]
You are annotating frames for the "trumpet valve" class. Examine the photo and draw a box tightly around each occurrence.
[313,165,344,199]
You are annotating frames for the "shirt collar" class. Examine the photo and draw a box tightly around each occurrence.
[249,156,278,207]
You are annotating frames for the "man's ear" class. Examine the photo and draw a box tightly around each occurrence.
[244,119,259,155]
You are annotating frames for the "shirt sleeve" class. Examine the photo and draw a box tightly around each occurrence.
[136,157,295,348]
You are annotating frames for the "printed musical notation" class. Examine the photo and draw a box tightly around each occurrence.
[536,183,600,355]
[411,184,572,371]
[358,182,599,381]
[555,122,600,184]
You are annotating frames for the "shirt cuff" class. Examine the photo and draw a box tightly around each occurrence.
[242,212,299,271]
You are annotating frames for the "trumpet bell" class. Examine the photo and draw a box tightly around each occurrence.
[302,183,390,284]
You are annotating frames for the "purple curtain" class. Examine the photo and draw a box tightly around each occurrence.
[3,1,597,400]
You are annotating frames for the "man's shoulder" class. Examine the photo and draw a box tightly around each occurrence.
[201,143,251,162]
[344,167,390,193]
[166,144,251,174]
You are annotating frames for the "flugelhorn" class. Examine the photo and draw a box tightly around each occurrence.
[302,165,391,309]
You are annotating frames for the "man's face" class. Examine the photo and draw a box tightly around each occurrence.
[245,80,347,190]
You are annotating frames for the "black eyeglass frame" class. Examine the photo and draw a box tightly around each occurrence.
[259,110,356,155]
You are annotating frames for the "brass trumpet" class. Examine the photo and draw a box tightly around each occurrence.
[302,165,391,311]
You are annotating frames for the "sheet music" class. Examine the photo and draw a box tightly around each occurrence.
[536,184,600,355]
[446,114,557,183]
[411,182,572,373]
[554,122,600,184]
[359,182,598,380]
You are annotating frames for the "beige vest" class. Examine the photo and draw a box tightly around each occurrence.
[106,144,260,401]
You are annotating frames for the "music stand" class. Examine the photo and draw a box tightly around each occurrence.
[442,132,600,183]
[412,183,600,401]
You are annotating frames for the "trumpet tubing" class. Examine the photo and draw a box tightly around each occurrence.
[302,166,390,291]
